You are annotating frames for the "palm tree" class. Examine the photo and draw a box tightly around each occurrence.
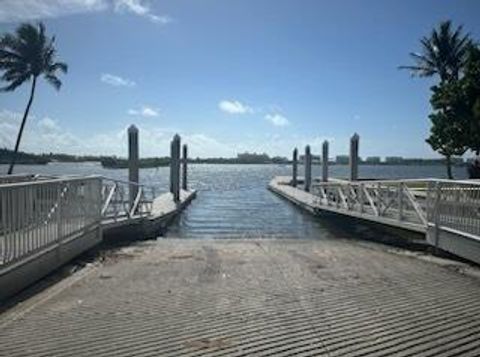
[401,21,472,179]
[400,20,471,83]
[0,22,67,174]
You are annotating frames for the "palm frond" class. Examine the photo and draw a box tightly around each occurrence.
[49,61,67,74]
[1,73,30,92]
[0,21,67,92]
[400,20,471,82]
[44,74,62,90]
[0,48,21,60]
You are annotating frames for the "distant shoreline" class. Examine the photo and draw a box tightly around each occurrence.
[0,160,469,168]
[0,148,471,169]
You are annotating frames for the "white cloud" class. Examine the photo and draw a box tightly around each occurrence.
[0,109,349,159]
[37,117,59,133]
[0,0,171,24]
[100,73,136,87]
[128,106,159,117]
[0,109,235,158]
[113,0,172,24]
[0,110,22,148]
[0,0,108,22]
[0,110,82,153]
[265,113,290,127]
[218,100,253,115]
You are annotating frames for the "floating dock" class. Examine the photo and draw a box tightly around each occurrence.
[0,174,196,302]
[269,175,480,265]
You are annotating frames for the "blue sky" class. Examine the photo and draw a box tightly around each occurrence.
[1,0,480,159]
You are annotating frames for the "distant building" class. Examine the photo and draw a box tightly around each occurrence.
[336,155,349,164]
[365,156,381,164]
[385,156,404,164]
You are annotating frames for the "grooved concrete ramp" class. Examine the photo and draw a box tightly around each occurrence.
[1,238,480,356]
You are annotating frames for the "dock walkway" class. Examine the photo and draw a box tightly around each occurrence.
[2,238,480,357]
[269,176,480,265]
[0,175,196,301]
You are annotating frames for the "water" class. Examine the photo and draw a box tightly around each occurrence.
[0,163,469,239]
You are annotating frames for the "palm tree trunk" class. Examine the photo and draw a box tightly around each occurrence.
[445,154,453,179]
[7,76,37,175]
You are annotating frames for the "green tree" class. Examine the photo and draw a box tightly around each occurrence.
[0,22,67,174]
[400,20,471,83]
[401,21,472,178]
[426,80,469,179]
[462,45,480,155]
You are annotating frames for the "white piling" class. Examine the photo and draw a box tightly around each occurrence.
[322,140,329,182]
[182,144,188,190]
[305,145,312,192]
[170,134,181,202]
[128,125,139,210]
[350,133,359,181]
[292,148,298,187]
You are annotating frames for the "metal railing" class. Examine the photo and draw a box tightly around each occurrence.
[310,178,480,239]
[310,179,428,230]
[101,178,157,223]
[0,174,43,185]
[0,176,102,267]
[426,180,480,240]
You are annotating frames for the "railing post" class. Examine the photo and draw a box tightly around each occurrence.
[304,145,312,192]
[170,134,181,202]
[292,148,298,187]
[376,182,382,216]
[359,183,364,213]
[322,140,329,182]
[128,125,139,211]
[349,133,359,181]
[336,185,340,209]
[169,140,174,194]
[182,144,188,191]
[0,188,5,263]
[398,182,404,221]
[433,181,442,252]
[56,183,63,247]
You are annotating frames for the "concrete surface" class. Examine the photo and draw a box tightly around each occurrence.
[1,238,480,356]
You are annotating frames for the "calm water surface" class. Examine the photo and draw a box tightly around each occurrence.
[0,163,469,239]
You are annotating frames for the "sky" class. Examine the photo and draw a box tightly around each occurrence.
[1,0,480,159]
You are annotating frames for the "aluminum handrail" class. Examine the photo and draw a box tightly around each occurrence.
[312,178,480,186]
[0,175,102,188]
